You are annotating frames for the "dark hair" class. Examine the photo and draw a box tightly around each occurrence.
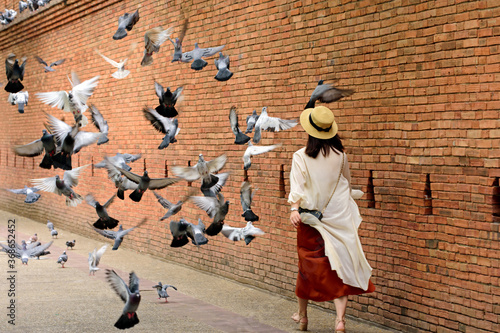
[305,134,344,158]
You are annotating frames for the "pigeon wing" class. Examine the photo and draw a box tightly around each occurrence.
[154,82,164,100]
[143,107,167,133]
[221,225,242,241]
[171,165,200,181]
[13,138,44,157]
[190,196,217,218]
[36,91,70,110]
[74,131,102,153]
[46,113,72,144]
[6,188,27,194]
[207,154,227,173]
[128,271,140,293]
[106,269,130,303]
[31,176,58,194]
[94,245,107,266]
[85,194,98,207]
[114,166,142,184]
[90,224,116,240]
[249,143,282,157]
[35,56,48,66]
[50,59,66,67]
[200,45,225,58]
[71,75,99,106]
[153,191,172,209]
[27,241,53,257]
[95,50,121,68]
[103,194,116,208]
[148,177,180,190]
[120,153,142,164]
[90,105,108,133]
[63,164,89,188]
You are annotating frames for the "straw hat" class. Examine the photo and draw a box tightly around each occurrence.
[300,105,338,139]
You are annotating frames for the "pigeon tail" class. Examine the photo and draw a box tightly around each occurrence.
[191,59,207,71]
[234,131,251,145]
[25,193,41,204]
[93,217,119,230]
[242,209,259,222]
[112,70,130,79]
[244,235,256,245]
[129,189,144,202]
[155,104,178,118]
[141,53,153,66]
[158,136,171,150]
[170,236,189,248]
[214,68,233,82]
[253,126,261,143]
[201,174,219,190]
[114,312,139,330]
[205,221,223,236]
[113,28,127,40]
[52,153,72,170]
[5,80,24,94]
[17,102,25,114]
[117,189,125,200]
[191,234,209,246]
[39,154,53,169]
[97,134,109,145]
[304,99,316,109]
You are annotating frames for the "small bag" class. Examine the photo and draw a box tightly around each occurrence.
[298,207,323,221]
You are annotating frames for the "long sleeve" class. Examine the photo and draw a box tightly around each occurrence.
[288,151,308,206]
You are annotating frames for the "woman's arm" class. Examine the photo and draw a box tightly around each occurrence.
[290,199,301,229]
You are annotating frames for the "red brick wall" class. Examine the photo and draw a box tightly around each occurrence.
[1,0,499,331]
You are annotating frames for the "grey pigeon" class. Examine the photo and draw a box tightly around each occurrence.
[172,154,227,190]
[95,153,141,172]
[141,26,174,66]
[5,185,41,203]
[47,220,54,231]
[181,43,225,70]
[154,82,183,117]
[305,80,354,109]
[153,191,189,220]
[113,9,140,40]
[88,245,107,276]
[245,110,259,134]
[143,107,180,149]
[85,193,119,230]
[5,53,26,93]
[0,240,53,265]
[214,52,233,81]
[190,193,229,236]
[66,240,76,249]
[229,106,250,145]
[200,172,230,198]
[169,218,208,247]
[13,129,57,169]
[89,218,147,250]
[57,251,68,268]
[89,104,109,145]
[34,56,65,72]
[105,270,141,329]
[0,9,17,24]
[114,166,181,202]
[243,142,282,170]
[240,181,259,221]
[7,91,28,113]
[221,221,265,245]
[253,107,298,143]
[99,158,139,200]
[152,282,177,302]
[19,1,28,13]
[31,164,89,207]
[51,228,58,238]
[168,16,189,62]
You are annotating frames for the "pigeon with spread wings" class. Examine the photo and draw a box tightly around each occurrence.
[5,53,26,93]
[4,185,41,204]
[95,153,141,172]
[99,158,139,200]
[141,26,174,66]
[190,193,229,236]
[181,43,225,70]
[35,56,65,72]
[305,80,354,109]
[154,82,183,118]
[153,191,190,220]
[172,154,227,190]
[105,270,141,330]
[169,218,208,247]
[152,282,177,302]
[13,129,57,169]
[243,142,282,170]
[95,45,137,79]
[113,9,140,40]
[90,219,147,250]
[221,221,265,245]
[8,90,29,113]
[253,107,298,143]
[168,15,188,62]
[88,245,107,276]
[86,194,119,230]
[143,107,179,149]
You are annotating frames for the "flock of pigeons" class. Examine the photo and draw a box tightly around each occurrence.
[1,1,53,26]
[2,5,355,330]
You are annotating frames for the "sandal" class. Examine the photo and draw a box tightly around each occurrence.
[335,317,346,332]
[291,312,308,331]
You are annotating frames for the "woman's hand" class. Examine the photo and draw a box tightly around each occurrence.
[290,211,302,229]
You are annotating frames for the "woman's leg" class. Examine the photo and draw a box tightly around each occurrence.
[298,296,308,317]
[333,296,348,330]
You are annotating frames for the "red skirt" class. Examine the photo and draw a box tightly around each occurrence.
[296,223,375,302]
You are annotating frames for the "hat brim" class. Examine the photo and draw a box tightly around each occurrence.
[300,108,338,139]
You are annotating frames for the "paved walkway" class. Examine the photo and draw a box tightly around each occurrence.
[0,211,399,333]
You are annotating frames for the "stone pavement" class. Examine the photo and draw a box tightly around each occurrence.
[0,211,400,333]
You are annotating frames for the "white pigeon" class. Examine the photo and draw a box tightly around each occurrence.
[221,221,265,245]
[88,244,108,276]
[243,142,282,170]
[95,45,136,79]
[253,107,298,143]
[8,91,29,113]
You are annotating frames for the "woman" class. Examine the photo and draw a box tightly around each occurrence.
[288,105,375,332]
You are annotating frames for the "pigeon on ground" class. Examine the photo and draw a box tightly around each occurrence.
[0,9,17,25]
[113,9,140,40]
[100,158,139,200]
[88,245,107,276]
[243,142,282,170]
[221,221,265,245]
[0,240,53,265]
[190,193,229,236]
[34,56,65,72]
[7,90,29,113]
[200,172,229,198]
[142,107,180,149]
[5,53,26,93]
[51,229,58,238]
[57,251,68,268]
[181,43,225,70]
[141,26,174,66]
[86,194,119,230]
[172,154,227,190]
[19,1,28,13]
[214,52,233,81]
[5,185,41,203]
[66,240,76,250]
[240,181,259,221]
[47,220,54,231]
[115,165,181,203]
[154,82,183,118]
[95,153,141,172]
[153,191,190,220]
[245,110,259,134]
[152,282,177,302]
[89,104,109,145]
[169,218,208,247]
[28,233,38,243]
[253,107,298,143]
[106,269,141,330]
[95,47,135,79]
[305,80,354,109]
[168,16,189,62]
[31,164,89,207]
[89,218,147,250]
[13,129,57,169]
[229,106,250,145]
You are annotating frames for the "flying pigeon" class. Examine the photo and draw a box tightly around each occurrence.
[7,91,29,113]
[5,185,41,203]
[305,80,354,109]
[190,192,229,236]
[95,153,141,172]
[169,218,208,247]
[99,158,139,200]
[221,221,265,245]
[5,53,26,93]
[168,16,189,62]
[106,269,141,330]
[114,166,181,202]
[95,47,134,79]
[240,181,259,221]
[0,240,53,265]
[89,104,109,145]
[34,56,65,72]
[243,142,282,170]
[89,218,147,250]
[88,245,107,276]
[154,82,183,117]
[200,172,229,198]
[142,107,180,149]
[141,26,174,66]
[66,240,76,250]
[253,107,298,143]
[181,42,225,70]
[152,282,177,302]
[153,191,190,220]
[113,9,140,40]
[31,164,89,207]
[172,154,227,190]
[57,251,68,268]
[13,129,57,169]
[229,106,250,145]
[214,52,233,81]
[245,110,259,134]
[85,193,119,230]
